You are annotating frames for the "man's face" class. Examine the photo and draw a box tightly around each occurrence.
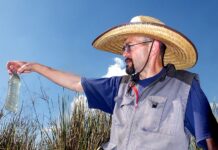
[122,35,153,75]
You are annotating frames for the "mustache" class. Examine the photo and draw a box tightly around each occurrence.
[125,58,132,63]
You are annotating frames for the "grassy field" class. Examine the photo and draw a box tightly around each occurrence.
[0,93,217,150]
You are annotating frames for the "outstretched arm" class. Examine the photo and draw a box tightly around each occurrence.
[7,61,83,92]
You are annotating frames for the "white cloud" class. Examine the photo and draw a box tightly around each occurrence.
[71,94,88,112]
[103,57,126,77]
[210,102,218,108]
[42,125,56,133]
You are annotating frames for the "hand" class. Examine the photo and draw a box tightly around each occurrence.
[7,61,34,75]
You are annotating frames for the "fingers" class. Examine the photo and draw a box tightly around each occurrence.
[6,61,28,75]
[17,64,31,74]
[7,62,18,74]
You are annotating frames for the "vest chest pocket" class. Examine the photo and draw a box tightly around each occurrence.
[140,96,167,132]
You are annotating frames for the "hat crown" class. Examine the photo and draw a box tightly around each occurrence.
[130,16,165,25]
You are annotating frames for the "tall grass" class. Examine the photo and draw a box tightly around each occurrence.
[0,108,38,149]
[0,93,111,150]
[43,94,111,150]
[0,91,217,150]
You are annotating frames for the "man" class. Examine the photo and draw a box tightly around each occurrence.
[7,16,218,150]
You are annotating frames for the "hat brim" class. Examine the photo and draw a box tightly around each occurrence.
[92,23,198,70]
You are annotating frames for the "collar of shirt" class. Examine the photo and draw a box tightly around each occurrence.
[137,67,166,94]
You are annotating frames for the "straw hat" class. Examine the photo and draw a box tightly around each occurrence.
[92,16,198,70]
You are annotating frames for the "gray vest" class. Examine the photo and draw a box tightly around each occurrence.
[103,65,197,150]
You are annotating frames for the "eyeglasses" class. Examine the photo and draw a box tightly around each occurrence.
[122,40,153,53]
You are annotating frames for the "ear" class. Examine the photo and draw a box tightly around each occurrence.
[151,40,160,56]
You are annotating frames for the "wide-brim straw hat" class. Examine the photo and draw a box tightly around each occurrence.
[92,16,198,70]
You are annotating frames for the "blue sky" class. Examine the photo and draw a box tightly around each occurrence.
[0,0,218,116]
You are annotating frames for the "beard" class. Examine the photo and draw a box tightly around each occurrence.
[125,58,136,75]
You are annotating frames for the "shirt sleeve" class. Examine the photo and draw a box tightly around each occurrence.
[81,76,122,114]
[185,78,218,149]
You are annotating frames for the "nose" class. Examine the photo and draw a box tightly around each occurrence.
[122,50,130,57]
